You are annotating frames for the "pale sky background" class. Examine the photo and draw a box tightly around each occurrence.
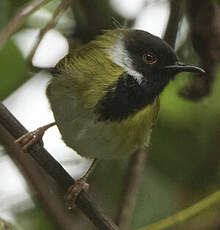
[0,0,188,224]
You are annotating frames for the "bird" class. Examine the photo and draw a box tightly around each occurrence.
[16,29,205,206]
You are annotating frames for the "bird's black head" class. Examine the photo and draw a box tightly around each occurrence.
[123,29,204,82]
[95,29,205,121]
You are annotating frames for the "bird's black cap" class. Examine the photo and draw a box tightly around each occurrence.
[123,29,205,76]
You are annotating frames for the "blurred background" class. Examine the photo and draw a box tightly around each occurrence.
[0,0,220,229]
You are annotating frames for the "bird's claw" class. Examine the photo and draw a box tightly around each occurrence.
[15,128,44,152]
[64,178,89,210]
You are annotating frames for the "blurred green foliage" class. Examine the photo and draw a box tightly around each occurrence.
[0,0,10,30]
[213,0,220,4]
[91,160,179,229]
[152,71,220,190]
[0,0,32,100]
[0,40,28,100]
[8,0,30,17]
[0,0,30,29]
[15,206,55,230]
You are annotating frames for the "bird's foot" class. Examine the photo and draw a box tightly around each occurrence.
[64,178,89,210]
[15,122,56,152]
[15,129,44,152]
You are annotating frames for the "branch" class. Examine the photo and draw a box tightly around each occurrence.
[0,0,50,50]
[28,0,70,61]
[138,190,220,230]
[179,0,220,100]
[0,124,76,230]
[116,148,147,230]
[0,102,119,230]
[163,0,182,48]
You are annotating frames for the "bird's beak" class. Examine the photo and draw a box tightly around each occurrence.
[164,62,205,74]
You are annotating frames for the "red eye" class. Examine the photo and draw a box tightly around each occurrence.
[143,54,157,64]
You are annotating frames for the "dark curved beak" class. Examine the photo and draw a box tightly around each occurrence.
[164,62,205,74]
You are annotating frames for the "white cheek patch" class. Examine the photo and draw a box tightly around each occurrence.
[108,37,144,84]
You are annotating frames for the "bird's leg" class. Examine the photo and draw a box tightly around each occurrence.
[65,159,97,210]
[15,122,56,152]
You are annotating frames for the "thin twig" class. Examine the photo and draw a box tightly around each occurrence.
[0,0,50,49]
[0,102,119,230]
[138,190,220,230]
[28,0,70,61]
[0,124,76,230]
[116,148,147,230]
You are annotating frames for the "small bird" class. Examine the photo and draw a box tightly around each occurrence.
[16,29,204,205]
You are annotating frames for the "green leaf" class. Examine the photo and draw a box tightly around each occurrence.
[0,40,28,100]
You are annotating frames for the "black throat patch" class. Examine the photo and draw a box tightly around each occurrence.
[95,72,170,121]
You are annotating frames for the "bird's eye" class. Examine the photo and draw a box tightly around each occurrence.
[143,54,157,64]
